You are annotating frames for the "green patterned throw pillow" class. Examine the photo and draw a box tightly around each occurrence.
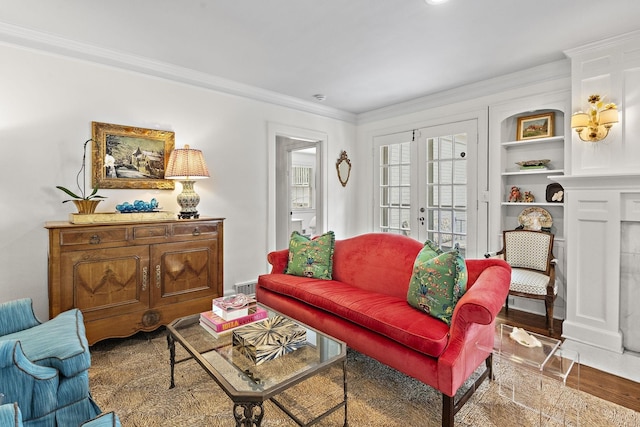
[285,231,335,280]
[406,244,467,325]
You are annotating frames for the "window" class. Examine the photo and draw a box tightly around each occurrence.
[291,166,313,209]
[379,142,411,235]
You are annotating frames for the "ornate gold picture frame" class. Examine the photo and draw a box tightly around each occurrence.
[516,113,554,141]
[92,122,175,189]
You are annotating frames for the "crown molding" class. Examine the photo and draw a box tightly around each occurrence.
[357,60,571,124]
[0,21,357,124]
[564,29,640,57]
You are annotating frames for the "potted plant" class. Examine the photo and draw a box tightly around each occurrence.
[56,138,106,214]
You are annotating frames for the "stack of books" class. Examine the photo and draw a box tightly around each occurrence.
[199,294,267,338]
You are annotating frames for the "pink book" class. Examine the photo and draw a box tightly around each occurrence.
[200,306,268,333]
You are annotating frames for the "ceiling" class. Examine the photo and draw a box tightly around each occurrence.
[1,0,640,114]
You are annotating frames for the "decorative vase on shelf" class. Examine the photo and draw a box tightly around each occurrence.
[72,199,102,214]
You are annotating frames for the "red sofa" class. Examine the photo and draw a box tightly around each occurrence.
[257,233,511,427]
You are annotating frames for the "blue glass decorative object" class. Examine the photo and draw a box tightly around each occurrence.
[116,198,159,213]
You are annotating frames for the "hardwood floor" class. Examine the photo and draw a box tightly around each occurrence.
[496,308,640,413]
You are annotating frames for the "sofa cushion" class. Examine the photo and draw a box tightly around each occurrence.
[258,274,451,357]
[0,309,90,377]
[406,247,468,325]
[421,239,443,258]
[285,231,335,280]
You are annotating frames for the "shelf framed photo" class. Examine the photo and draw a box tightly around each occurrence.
[92,121,175,189]
[516,113,554,141]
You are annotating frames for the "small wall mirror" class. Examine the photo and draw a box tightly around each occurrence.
[336,150,352,187]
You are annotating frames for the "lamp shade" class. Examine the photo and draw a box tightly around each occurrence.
[165,144,210,179]
[570,112,589,129]
[599,108,619,125]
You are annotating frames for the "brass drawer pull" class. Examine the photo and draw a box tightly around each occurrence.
[156,265,161,288]
[89,234,101,245]
[142,266,148,291]
[192,227,201,236]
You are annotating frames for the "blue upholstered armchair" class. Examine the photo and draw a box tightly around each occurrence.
[0,403,120,427]
[0,299,118,426]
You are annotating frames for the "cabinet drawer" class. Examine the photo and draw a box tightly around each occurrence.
[133,225,169,240]
[172,222,218,237]
[59,228,128,246]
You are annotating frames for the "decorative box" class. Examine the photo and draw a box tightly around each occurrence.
[232,315,307,365]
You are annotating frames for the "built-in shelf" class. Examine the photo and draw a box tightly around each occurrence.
[502,169,565,176]
[501,135,564,147]
[501,202,564,207]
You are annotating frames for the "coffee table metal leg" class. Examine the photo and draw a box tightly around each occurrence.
[167,334,176,389]
[342,359,348,427]
[234,402,264,427]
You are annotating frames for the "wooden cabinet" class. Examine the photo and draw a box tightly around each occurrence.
[46,218,223,345]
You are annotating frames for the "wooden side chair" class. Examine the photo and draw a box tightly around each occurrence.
[488,229,557,334]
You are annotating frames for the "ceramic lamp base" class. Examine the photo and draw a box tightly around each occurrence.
[176,180,201,219]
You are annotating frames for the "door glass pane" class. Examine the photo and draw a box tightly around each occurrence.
[379,142,411,235]
[453,160,466,184]
[425,134,467,254]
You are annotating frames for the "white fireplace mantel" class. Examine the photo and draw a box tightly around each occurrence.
[552,173,640,382]
[553,174,640,191]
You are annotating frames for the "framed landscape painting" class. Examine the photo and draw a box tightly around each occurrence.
[92,122,175,189]
[516,113,554,141]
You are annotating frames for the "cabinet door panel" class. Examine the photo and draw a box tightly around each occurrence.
[150,239,220,306]
[60,246,149,320]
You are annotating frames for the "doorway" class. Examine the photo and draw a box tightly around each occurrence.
[276,137,321,249]
[267,123,327,253]
[373,119,485,257]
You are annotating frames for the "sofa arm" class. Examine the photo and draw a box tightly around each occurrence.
[266,249,289,274]
[450,259,511,332]
[0,403,23,427]
[0,299,40,336]
[0,340,59,422]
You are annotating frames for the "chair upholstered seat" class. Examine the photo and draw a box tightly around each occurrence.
[509,269,558,295]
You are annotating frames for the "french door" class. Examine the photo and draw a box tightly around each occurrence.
[374,120,482,257]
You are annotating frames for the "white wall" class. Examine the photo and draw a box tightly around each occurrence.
[0,43,356,319]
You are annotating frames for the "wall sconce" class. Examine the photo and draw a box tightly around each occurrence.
[165,144,210,219]
[570,94,619,142]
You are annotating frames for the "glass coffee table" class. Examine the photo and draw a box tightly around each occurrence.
[166,305,348,426]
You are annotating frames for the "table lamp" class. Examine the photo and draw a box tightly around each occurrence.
[165,144,210,219]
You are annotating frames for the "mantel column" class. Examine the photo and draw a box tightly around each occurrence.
[553,175,640,353]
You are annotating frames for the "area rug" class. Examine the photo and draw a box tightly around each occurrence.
[88,329,640,426]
